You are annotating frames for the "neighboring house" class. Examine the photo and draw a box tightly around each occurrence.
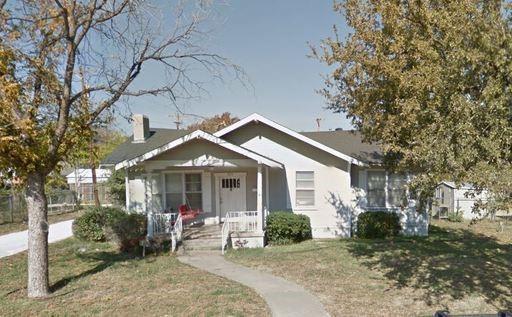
[102,113,428,246]
[433,181,488,220]
[66,168,112,205]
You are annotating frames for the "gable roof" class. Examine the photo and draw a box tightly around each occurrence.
[215,113,368,166]
[440,181,475,190]
[300,130,383,165]
[112,130,283,170]
[102,128,190,166]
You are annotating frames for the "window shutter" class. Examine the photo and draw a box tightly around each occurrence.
[202,172,212,213]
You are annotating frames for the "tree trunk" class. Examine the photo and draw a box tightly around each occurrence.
[25,172,50,298]
[90,139,100,207]
[91,164,100,207]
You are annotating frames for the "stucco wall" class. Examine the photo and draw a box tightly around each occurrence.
[223,122,354,238]
[148,139,247,161]
[454,188,488,219]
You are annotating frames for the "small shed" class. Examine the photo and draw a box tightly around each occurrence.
[433,181,488,220]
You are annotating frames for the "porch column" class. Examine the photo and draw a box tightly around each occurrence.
[265,166,270,210]
[257,163,263,232]
[125,168,130,211]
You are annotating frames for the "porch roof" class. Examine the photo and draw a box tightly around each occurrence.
[113,130,283,170]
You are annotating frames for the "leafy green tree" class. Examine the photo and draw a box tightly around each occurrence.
[314,0,512,213]
[105,168,126,207]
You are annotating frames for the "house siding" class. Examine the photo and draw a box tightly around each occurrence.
[222,122,354,238]
[353,167,428,236]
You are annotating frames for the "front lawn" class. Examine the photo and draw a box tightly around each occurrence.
[226,220,512,316]
[0,238,269,316]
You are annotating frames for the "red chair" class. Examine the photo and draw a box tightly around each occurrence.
[178,204,201,221]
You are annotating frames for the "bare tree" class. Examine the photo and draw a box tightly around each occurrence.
[0,0,242,298]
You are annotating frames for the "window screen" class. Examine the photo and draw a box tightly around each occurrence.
[296,171,314,207]
[367,171,386,208]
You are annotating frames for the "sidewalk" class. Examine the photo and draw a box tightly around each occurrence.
[0,220,74,258]
[178,251,330,317]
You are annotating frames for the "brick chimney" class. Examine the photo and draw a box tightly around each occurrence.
[132,114,150,143]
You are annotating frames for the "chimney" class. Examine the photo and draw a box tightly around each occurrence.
[132,114,150,143]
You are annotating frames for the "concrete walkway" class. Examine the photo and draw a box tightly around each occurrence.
[178,251,330,317]
[0,220,74,258]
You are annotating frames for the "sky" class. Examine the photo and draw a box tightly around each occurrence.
[117,0,352,134]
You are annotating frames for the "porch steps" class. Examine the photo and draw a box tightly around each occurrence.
[180,224,222,253]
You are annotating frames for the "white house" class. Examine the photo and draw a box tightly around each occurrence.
[102,113,428,248]
[66,168,112,205]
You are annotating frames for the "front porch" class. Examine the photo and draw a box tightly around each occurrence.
[131,163,276,252]
[119,130,284,251]
[131,163,273,228]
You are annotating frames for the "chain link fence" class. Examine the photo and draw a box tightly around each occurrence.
[0,185,115,225]
[0,193,27,224]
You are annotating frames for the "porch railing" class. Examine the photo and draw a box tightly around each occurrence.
[171,213,183,252]
[147,212,183,252]
[148,212,177,236]
[221,210,259,254]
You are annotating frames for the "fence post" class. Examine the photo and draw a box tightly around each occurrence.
[8,194,13,223]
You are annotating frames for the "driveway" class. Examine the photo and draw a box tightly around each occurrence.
[0,220,74,258]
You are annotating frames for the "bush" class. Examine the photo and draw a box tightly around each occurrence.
[73,207,146,251]
[266,211,312,245]
[105,213,147,251]
[356,211,401,239]
[447,211,463,222]
[72,207,109,241]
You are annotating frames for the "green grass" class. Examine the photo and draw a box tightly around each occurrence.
[227,220,512,316]
[0,238,269,316]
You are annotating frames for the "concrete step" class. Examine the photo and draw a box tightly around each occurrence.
[183,225,222,240]
[182,239,221,251]
[180,224,223,252]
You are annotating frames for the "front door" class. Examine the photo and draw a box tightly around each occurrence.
[215,173,247,220]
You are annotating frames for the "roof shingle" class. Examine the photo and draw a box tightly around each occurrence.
[300,130,383,165]
[101,128,191,165]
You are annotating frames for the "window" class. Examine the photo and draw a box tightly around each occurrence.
[221,178,240,189]
[185,173,202,210]
[165,173,202,211]
[367,171,407,208]
[296,171,314,207]
[367,171,386,208]
[165,174,183,212]
[388,173,407,207]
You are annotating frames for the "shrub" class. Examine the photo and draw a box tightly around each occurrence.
[266,211,312,245]
[356,211,401,239]
[72,207,108,241]
[447,210,464,222]
[105,212,147,251]
[73,207,146,251]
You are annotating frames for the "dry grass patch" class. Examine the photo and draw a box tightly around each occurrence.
[0,238,269,316]
[227,221,512,316]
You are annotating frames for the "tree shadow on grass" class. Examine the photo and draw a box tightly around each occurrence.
[50,250,138,293]
[346,225,512,308]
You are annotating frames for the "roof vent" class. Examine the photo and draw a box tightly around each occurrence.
[132,114,150,143]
